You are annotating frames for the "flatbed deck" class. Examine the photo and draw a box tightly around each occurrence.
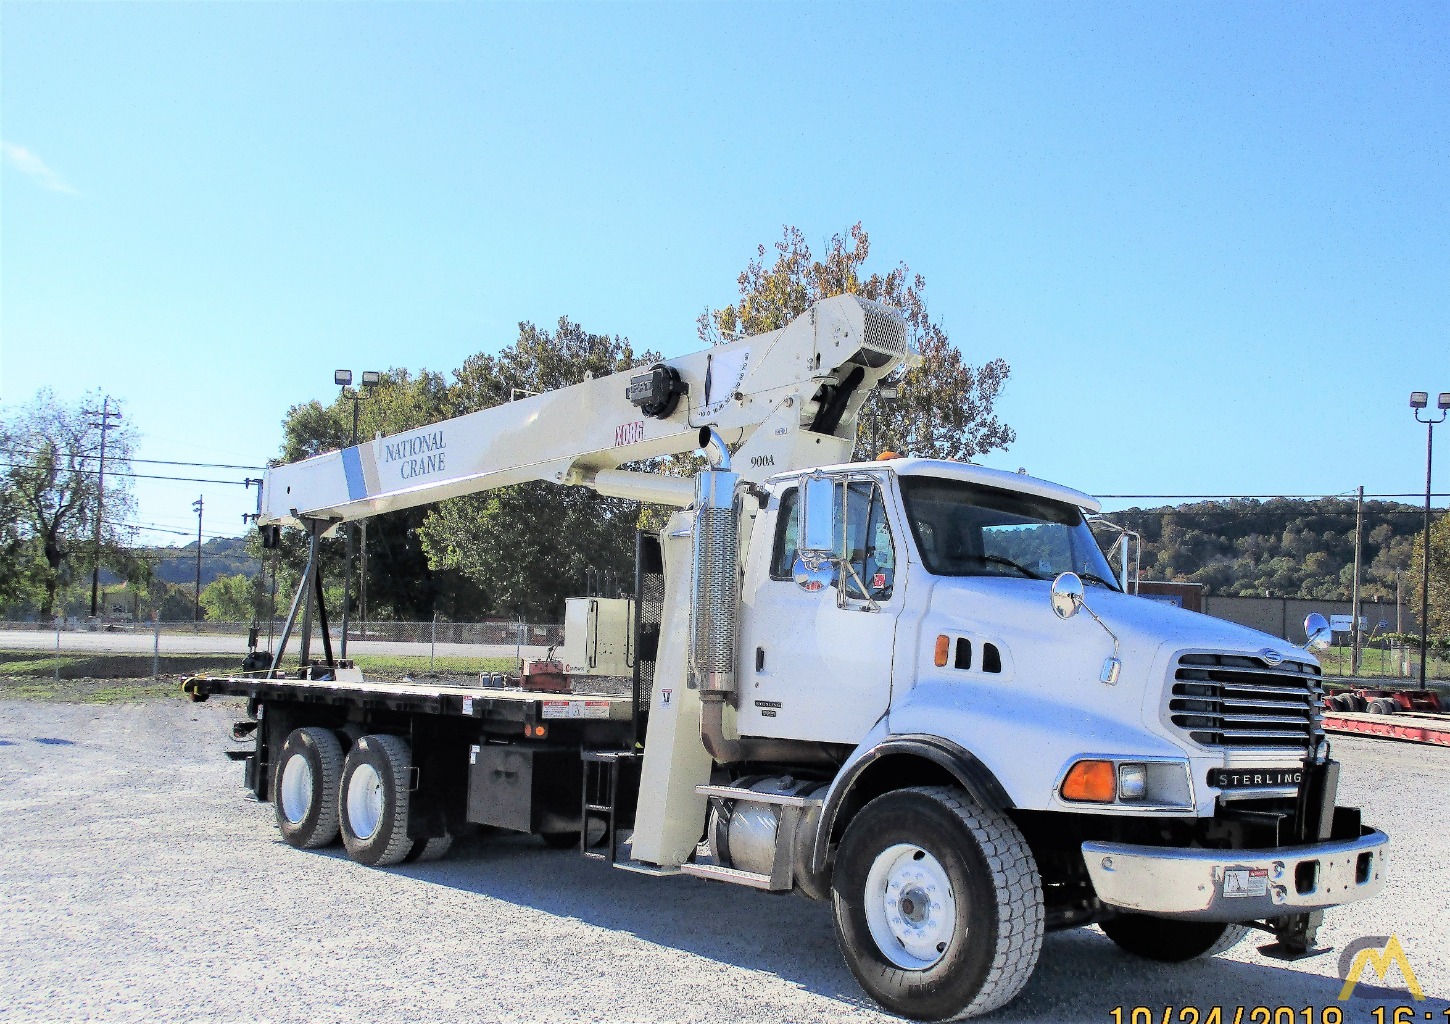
[183,673,634,723]
[1323,710,1450,747]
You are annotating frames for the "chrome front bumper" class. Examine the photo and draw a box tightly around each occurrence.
[1082,829,1389,922]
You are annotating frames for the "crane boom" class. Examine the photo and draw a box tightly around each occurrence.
[261,294,915,528]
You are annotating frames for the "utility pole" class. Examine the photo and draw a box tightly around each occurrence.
[88,396,122,617]
[1351,485,1363,674]
[192,495,204,624]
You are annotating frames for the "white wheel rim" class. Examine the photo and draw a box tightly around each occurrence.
[346,762,385,840]
[279,753,314,825]
[863,842,958,970]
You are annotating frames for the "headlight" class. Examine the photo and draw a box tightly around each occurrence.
[1059,758,1193,808]
[1117,763,1148,801]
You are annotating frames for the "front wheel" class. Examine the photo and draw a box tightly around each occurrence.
[1099,915,1249,962]
[831,786,1044,1021]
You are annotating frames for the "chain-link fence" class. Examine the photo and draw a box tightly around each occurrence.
[0,619,563,645]
[0,618,566,687]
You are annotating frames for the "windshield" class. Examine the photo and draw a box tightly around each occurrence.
[898,477,1119,588]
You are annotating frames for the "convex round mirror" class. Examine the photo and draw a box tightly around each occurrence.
[793,554,833,594]
[1050,572,1085,620]
[1303,612,1332,651]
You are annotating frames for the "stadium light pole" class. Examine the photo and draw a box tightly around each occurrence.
[1409,391,1448,686]
[336,370,380,659]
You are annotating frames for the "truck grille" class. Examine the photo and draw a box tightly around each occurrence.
[1168,653,1324,752]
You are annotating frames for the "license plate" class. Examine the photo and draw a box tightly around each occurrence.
[1209,767,1303,789]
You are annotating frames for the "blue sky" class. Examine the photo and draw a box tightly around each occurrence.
[2,1,1447,546]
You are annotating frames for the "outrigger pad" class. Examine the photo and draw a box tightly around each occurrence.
[1257,940,1330,961]
[1258,911,1329,961]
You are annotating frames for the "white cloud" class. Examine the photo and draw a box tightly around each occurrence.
[2,141,80,196]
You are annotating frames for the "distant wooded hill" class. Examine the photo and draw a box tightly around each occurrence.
[1100,497,1424,600]
[103,498,1428,608]
[126,535,259,589]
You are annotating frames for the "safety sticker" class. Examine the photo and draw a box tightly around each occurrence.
[462,697,474,715]
[1222,867,1269,898]
[541,700,613,720]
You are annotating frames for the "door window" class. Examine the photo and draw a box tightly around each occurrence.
[770,487,800,580]
[770,480,896,600]
[841,482,895,601]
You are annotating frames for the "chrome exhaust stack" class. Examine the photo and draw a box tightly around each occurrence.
[690,427,739,698]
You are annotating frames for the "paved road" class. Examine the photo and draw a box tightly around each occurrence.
[0,628,549,661]
[0,699,1444,1023]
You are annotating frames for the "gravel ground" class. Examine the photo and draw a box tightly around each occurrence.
[1,698,1445,1024]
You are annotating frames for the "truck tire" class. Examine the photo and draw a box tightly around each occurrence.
[274,727,345,849]
[1100,915,1249,962]
[405,835,454,863]
[339,734,415,867]
[830,786,1044,1021]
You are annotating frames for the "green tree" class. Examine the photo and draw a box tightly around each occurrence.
[1409,514,1449,637]
[199,573,265,622]
[269,368,486,621]
[0,475,44,611]
[0,389,136,617]
[702,223,1015,462]
[417,318,659,620]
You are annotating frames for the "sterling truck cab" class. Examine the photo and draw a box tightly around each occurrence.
[187,295,1387,1021]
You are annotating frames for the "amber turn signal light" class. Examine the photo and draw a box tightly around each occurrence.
[934,635,951,667]
[1061,759,1117,803]
[525,723,549,739]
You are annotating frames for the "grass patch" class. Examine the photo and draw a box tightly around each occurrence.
[351,654,519,676]
[0,647,522,703]
[0,650,244,682]
[84,682,183,704]
[1315,645,1450,681]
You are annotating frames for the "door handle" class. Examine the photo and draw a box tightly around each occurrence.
[756,647,766,672]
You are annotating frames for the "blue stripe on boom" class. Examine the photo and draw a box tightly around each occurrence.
[341,447,367,501]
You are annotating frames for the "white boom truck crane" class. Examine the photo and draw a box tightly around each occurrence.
[187,295,1388,1021]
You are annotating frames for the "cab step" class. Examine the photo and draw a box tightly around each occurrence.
[679,862,776,890]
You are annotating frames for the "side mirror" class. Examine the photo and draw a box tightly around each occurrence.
[799,475,836,558]
[792,554,833,594]
[1050,572,1085,620]
[1304,613,1332,651]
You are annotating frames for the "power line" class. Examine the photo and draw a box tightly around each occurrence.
[0,461,251,486]
[4,447,264,470]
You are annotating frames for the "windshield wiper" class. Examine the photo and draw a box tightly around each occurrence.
[1078,571,1121,592]
[972,554,1043,580]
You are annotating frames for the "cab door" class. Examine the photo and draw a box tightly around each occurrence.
[737,476,903,743]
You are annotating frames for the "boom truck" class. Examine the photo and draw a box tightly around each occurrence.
[186,295,1389,1021]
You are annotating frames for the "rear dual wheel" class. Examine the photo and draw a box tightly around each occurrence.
[274,727,345,849]
[339,734,419,867]
[274,729,452,865]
